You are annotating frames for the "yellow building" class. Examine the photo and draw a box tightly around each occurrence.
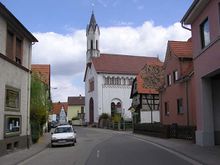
[67,96,85,125]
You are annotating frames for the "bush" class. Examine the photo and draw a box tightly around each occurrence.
[31,121,41,143]
[72,116,80,120]
[99,113,110,128]
[99,113,110,120]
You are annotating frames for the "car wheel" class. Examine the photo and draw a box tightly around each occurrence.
[72,142,75,146]
[51,143,54,148]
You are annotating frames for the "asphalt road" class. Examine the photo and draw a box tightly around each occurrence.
[18,127,195,165]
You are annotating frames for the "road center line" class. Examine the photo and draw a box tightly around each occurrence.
[97,150,100,158]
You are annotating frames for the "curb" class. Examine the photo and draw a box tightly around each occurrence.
[16,143,50,165]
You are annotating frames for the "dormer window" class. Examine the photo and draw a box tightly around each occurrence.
[200,18,210,48]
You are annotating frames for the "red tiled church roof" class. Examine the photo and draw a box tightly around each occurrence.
[92,54,161,75]
[31,64,50,85]
[168,40,192,58]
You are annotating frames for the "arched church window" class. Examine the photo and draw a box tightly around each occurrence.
[117,77,121,85]
[121,78,125,85]
[105,77,110,85]
[91,40,93,49]
[110,77,113,85]
[111,102,116,117]
[129,78,133,85]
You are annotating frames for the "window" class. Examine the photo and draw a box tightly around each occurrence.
[81,106,84,114]
[6,31,14,60]
[16,38,22,64]
[173,70,178,83]
[6,30,23,64]
[96,40,99,50]
[165,102,169,116]
[145,94,159,111]
[128,78,133,85]
[116,77,121,85]
[90,40,93,49]
[167,74,172,86]
[5,87,20,111]
[4,115,21,137]
[89,79,94,92]
[177,98,184,114]
[200,18,210,48]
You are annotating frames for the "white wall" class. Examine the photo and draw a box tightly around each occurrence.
[85,67,135,123]
[85,64,99,123]
[140,111,160,123]
[99,73,134,119]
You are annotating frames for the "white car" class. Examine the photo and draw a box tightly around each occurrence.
[51,125,76,147]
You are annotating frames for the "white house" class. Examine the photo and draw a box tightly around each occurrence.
[0,3,37,156]
[84,12,160,125]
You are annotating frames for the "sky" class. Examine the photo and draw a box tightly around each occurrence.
[1,0,193,102]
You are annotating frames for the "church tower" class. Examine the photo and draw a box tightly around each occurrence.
[86,12,100,63]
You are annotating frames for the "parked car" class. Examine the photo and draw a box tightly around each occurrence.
[51,124,76,147]
[50,121,58,128]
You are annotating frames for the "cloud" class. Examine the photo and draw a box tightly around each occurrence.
[32,21,190,102]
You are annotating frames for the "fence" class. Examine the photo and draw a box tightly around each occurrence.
[107,121,133,131]
[169,124,196,140]
[134,123,196,141]
[133,123,169,138]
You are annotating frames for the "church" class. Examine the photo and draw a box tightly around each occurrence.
[84,12,161,125]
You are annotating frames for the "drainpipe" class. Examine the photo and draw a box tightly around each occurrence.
[26,42,33,149]
[185,78,190,127]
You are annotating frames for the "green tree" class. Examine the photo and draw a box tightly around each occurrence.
[30,72,51,143]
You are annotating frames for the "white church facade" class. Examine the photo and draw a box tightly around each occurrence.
[84,13,160,124]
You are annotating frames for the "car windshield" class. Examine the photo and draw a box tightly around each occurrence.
[54,127,73,133]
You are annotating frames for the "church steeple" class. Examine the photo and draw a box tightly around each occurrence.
[86,12,100,63]
[87,12,97,33]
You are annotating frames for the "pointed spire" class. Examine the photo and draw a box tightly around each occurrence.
[88,11,97,31]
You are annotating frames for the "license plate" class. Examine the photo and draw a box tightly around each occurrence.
[59,140,66,143]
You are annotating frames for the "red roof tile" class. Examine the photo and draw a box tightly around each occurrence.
[92,54,161,75]
[51,102,68,115]
[68,96,85,106]
[168,40,192,58]
[31,64,50,85]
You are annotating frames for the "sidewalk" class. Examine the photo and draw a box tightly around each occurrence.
[131,133,220,165]
[0,132,51,165]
